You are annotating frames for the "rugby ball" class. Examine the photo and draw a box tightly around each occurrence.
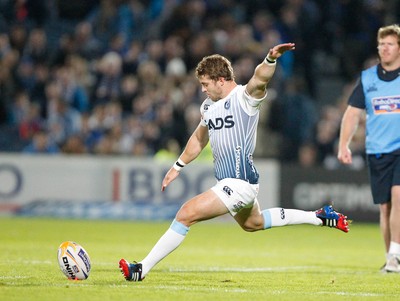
[57,241,91,280]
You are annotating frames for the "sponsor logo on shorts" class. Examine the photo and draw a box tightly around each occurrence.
[280,208,285,220]
[233,201,246,212]
[223,185,233,196]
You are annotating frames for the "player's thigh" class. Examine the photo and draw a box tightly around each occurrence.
[176,189,229,225]
[211,178,259,216]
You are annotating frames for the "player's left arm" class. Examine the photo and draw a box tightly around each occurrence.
[246,43,295,99]
[161,123,209,191]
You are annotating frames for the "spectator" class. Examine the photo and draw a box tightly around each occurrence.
[73,21,103,60]
[18,101,43,141]
[79,112,103,152]
[54,65,90,113]
[22,27,50,65]
[122,40,143,75]
[8,23,27,56]
[117,0,148,44]
[46,98,81,145]
[85,0,120,50]
[30,62,50,110]
[92,130,114,155]
[61,134,87,154]
[14,57,36,93]
[268,75,318,162]
[92,51,122,105]
[8,90,31,126]
[23,129,59,154]
[119,74,139,114]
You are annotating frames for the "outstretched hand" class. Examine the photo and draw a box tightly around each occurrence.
[161,167,180,191]
[268,43,295,60]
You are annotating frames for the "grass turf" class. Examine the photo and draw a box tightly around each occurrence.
[0,217,398,301]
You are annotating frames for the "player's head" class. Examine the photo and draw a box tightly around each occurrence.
[195,54,235,82]
[377,24,400,66]
[195,54,236,101]
[377,24,400,46]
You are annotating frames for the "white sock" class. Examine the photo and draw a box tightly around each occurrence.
[388,241,400,256]
[262,208,322,229]
[141,219,189,277]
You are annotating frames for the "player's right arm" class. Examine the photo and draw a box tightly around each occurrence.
[337,105,364,164]
[161,123,209,191]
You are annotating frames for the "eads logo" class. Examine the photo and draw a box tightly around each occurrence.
[207,115,235,130]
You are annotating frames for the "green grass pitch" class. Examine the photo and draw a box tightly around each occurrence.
[1,217,399,301]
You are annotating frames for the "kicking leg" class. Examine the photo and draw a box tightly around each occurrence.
[120,189,228,281]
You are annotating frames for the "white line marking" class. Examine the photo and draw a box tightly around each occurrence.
[168,266,318,272]
[315,292,386,297]
[0,276,30,279]
[153,285,248,293]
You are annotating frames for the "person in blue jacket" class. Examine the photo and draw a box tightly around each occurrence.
[338,24,400,273]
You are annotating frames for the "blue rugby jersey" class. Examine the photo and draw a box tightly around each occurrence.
[361,65,400,154]
[199,85,266,184]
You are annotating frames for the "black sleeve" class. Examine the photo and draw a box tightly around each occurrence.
[348,78,365,109]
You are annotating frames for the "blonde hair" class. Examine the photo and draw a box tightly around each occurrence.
[377,24,400,46]
[195,54,235,81]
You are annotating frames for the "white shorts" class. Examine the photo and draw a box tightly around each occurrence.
[211,178,259,216]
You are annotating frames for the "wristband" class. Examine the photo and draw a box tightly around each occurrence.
[264,55,276,65]
[173,158,186,172]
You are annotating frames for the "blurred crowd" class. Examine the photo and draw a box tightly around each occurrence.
[0,0,398,168]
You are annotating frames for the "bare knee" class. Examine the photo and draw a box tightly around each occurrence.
[239,218,264,232]
[175,205,195,227]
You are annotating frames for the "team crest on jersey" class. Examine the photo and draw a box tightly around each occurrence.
[224,100,230,109]
[372,96,400,114]
[203,104,210,111]
[366,83,377,93]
